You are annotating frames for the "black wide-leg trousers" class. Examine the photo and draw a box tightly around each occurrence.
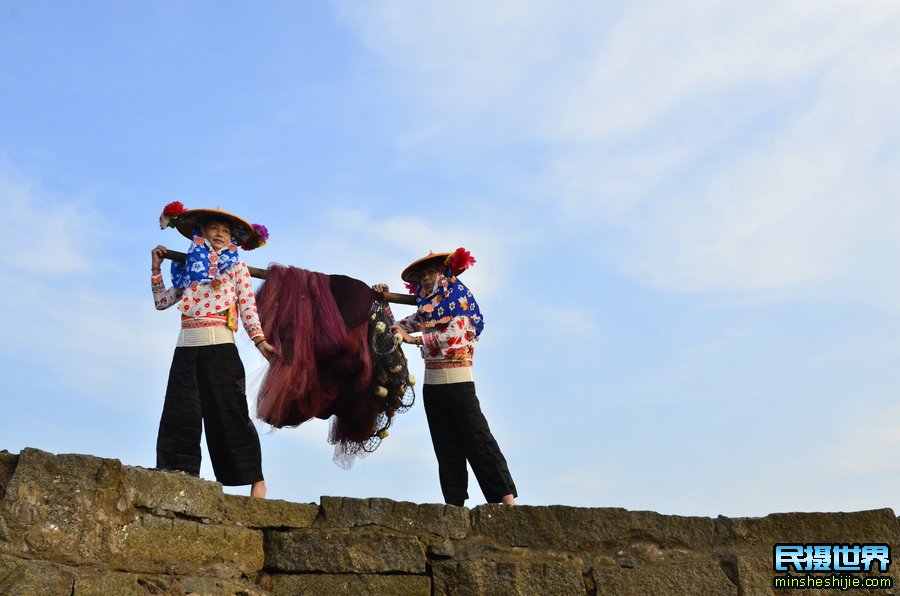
[156,343,263,486]
[423,381,517,506]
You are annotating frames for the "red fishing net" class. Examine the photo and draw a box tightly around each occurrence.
[255,264,415,467]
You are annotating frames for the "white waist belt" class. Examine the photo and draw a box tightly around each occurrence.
[424,367,474,385]
[176,326,235,347]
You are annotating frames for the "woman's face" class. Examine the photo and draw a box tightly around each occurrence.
[417,265,441,290]
[202,220,232,251]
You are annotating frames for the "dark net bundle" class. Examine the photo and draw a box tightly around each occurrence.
[329,299,416,469]
[255,265,415,468]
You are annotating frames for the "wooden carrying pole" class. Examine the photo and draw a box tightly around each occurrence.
[162,249,416,306]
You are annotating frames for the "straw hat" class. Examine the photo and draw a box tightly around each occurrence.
[401,248,475,282]
[159,202,269,250]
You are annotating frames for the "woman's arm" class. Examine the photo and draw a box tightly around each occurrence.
[233,261,277,361]
[150,245,181,310]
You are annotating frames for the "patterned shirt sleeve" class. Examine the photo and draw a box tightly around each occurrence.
[233,262,265,341]
[398,311,422,333]
[151,274,183,311]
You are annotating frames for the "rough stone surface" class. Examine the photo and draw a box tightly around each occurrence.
[0,448,129,565]
[273,573,432,596]
[128,465,224,521]
[321,495,471,539]
[4,448,900,596]
[265,527,427,573]
[593,561,738,596]
[72,570,178,596]
[0,451,16,500]
[0,558,75,596]
[433,560,586,596]
[713,510,900,595]
[116,515,264,577]
[224,493,319,529]
[473,504,716,553]
[715,509,900,547]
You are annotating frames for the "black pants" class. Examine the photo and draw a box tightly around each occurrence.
[156,343,264,486]
[423,382,517,506]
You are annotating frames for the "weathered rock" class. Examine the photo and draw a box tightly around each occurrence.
[116,515,264,577]
[592,560,738,596]
[0,448,130,565]
[473,504,716,553]
[224,493,319,528]
[321,495,471,540]
[0,554,17,578]
[0,558,75,596]
[4,448,900,596]
[713,510,900,595]
[73,568,270,596]
[0,513,9,542]
[265,528,427,573]
[178,575,270,596]
[73,569,183,596]
[128,465,224,521]
[715,509,900,547]
[272,573,431,596]
[432,560,586,596]
[0,450,17,500]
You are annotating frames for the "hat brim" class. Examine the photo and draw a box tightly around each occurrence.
[174,208,260,249]
[401,251,466,282]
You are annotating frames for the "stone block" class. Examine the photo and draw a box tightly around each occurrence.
[321,495,470,539]
[224,493,319,528]
[0,448,130,565]
[116,515,263,577]
[432,560,586,596]
[265,528,427,573]
[0,559,75,596]
[593,561,737,596]
[473,505,715,554]
[0,450,17,500]
[0,555,19,583]
[73,570,175,596]
[127,465,224,521]
[715,509,900,548]
[723,552,899,596]
[713,509,900,595]
[73,568,270,596]
[178,575,270,595]
[0,514,9,542]
[272,573,431,596]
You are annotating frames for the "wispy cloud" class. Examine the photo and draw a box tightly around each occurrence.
[337,1,900,299]
[1,169,175,411]
[273,208,520,302]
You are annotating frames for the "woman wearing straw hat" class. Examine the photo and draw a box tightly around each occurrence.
[374,248,517,506]
[150,201,275,498]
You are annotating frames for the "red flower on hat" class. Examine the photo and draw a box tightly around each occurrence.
[159,201,187,229]
[163,201,186,216]
[446,247,476,272]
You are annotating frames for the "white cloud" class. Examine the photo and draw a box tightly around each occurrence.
[337,1,900,299]
[273,207,518,303]
[0,172,104,275]
[0,169,177,411]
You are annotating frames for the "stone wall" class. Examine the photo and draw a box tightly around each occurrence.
[0,448,897,595]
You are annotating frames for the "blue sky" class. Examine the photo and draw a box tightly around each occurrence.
[2,1,899,517]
